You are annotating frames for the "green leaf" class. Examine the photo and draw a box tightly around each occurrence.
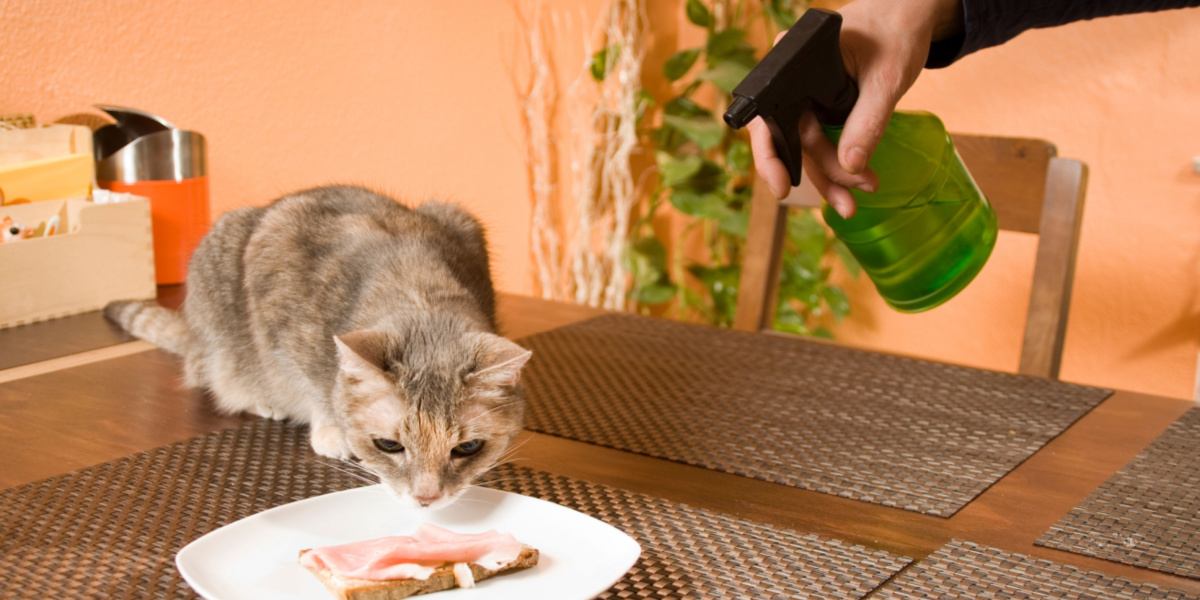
[706,29,745,58]
[786,210,828,262]
[625,236,672,307]
[634,283,677,305]
[699,60,752,93]
[705,29,756,66]
[726,140,752,174]
[669,190,729,218]
[773,303,810,335]
[631,236,668,265]
[663,48,701,81]
[658,154,725,192]
[821,286,850,320]
[717,210,749,237]
[680,79,704,98]
[590,46,609,81]
[680,286,705,311]
[651,126,682,154]
[663,95,711,118]
[781,254,818,285]
[635,90,656,122]
[662,114,725,150]
[685,0,712,27]
[687,264,740,325]
[812,326,835,339]
[657,152,704,187]
[764,0,800,30]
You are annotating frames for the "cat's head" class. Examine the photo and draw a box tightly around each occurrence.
[331,324,531,510]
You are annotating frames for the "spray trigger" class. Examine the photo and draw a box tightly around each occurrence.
[723,9,859,187]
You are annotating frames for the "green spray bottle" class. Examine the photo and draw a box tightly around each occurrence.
[724,9,997,312]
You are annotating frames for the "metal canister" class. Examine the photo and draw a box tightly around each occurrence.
[94,105,208,284]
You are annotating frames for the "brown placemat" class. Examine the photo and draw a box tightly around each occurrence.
[485,463,911,599]
[1037,408,1200,579]
[0,421,358,599]
[874,540,1197,599]
[0,420,910,599]
[519,314,1112,517]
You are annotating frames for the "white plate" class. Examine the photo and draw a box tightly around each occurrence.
[176,485,640,600]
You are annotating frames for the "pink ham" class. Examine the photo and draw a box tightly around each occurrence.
[301,524,524,581]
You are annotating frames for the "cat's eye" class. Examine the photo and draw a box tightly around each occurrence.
[372,438,405,454]
[451,439,484,458]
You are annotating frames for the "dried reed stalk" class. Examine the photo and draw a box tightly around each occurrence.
[516,0,644,308]
[514,1,563,299]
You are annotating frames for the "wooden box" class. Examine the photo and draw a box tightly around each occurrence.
[0,124,95,204]
[0,197,157,329]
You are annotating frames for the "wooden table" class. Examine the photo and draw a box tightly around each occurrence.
[1,289,1196,595]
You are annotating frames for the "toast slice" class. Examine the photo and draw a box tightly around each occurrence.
[299,545,539,600]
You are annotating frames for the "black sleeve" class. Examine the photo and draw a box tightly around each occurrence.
[926,0,1200,68]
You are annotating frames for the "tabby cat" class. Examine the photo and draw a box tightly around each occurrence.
[107,186,530,509]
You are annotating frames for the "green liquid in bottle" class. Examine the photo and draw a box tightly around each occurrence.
[822,111,998,312]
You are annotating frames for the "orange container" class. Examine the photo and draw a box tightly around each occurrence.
[94,106,209,284]
[101,177,209,284]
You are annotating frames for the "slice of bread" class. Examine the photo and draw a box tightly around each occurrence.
[299,545,539,600]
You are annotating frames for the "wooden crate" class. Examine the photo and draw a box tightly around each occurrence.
[0,197,156,329]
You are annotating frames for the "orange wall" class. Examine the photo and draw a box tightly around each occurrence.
[4,2,1197,398]
[2,1,542,295]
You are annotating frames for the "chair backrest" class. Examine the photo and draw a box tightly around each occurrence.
[733,133,1089,379]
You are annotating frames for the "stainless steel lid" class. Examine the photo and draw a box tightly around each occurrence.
[94,105,206,183]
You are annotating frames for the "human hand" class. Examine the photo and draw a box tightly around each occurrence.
[748,0,963,217]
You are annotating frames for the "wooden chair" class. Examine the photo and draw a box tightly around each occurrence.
[733,134,1089,379]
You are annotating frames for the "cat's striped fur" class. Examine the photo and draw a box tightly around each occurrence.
[106,185,530,509]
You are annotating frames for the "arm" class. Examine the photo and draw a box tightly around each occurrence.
[929,0,1200,67]
[749,0,1200,209]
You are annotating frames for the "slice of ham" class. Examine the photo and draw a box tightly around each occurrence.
[301,524,523,581]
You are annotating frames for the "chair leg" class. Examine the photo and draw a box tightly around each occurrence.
[734,185,788,332]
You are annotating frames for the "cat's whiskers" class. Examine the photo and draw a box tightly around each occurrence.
[315,457,380,484]
[491,436,531,463]
[335,457,375,474]
[331,457,379,479]
[489,456,529,470]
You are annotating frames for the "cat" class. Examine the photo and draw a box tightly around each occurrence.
[105,185,531,510]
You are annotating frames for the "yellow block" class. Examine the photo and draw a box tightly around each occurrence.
[0,153,94,204]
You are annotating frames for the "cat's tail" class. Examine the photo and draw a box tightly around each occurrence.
[104,300,193,356]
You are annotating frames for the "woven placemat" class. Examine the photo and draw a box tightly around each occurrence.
[0,420,910,599]
[519,314,1111,517]
[1037,408,1200,579]
[0,421,362,599]
[874,540,1197,599]
[484,463,911,599]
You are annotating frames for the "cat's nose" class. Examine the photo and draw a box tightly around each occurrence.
[414,493,442,507]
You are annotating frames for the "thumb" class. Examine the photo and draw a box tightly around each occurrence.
[837,75,899,175]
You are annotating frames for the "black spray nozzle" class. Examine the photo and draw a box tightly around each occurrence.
[724,96,758,129]
[723,9,859,186]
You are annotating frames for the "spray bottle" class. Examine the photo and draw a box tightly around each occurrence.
[724,9,997,312]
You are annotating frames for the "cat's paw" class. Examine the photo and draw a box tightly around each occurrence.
[310,425,352,459]
[252,403,287,420]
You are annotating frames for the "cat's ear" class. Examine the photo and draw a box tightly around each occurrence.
[334,330,392,394]
[468,333,532,389]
